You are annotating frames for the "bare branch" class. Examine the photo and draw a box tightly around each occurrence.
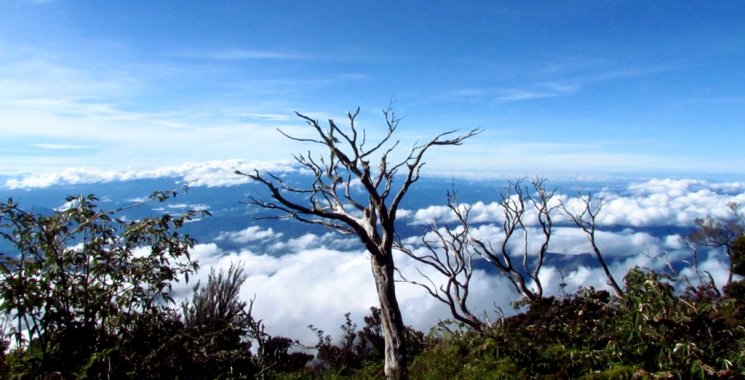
[396,190,486,331]
[471,178,557,302]
[242,108,478,379]
[688,202,744,285]
[388,129,481,222]
[560,192,624,297]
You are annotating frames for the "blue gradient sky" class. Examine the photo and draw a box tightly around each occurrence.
[1,1,744,178]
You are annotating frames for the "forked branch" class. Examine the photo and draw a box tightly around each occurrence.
[396,191,486,331]
[238,108,479,380]
[471,178,557,302]
[237,108,480,259]
[560,193,624,297]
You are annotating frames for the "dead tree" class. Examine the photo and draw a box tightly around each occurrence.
[560,193,624,297]
[471,178,557,302]
[654,242,721,300]
[237,108,479,380]
[396,191,487,331]
[689,202,744,285]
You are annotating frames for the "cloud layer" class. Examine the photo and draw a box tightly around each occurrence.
[4,159,299,189]
[5,172,741,344]
[172,178,742,345]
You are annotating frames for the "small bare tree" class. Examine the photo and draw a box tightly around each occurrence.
[651,243,721,300]
[560,193,624,297]
[237,108,479,380]
[471,178,557,302]
[689,202,745,285]
[396,191,487,331]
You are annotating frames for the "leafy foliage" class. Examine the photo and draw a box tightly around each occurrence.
[181,263,257,378]
[405,268,745,379]
[0,193,206,377]
[305,307,426,378]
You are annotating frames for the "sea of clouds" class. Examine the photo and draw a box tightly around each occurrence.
[3,161,744,345]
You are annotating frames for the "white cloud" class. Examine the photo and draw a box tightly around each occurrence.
[496,82,577,101]
[11,173,745,345]
[590,179,744,227]
[32,143,96,150]
[216,226,282,244]
[171,178,743,345]
[4,159,300,189]
[181,243,382,344]
[54,198,79,212]
[268,232,360,254]
[465,223,663,259]
[405,178,745,229]
[405,200,505,226]
[180,240,519,345]
[167,203,209,211]
[685,251,731,289]
[0,49,325,176]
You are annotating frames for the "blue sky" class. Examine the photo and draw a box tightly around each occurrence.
[1,1,744,179]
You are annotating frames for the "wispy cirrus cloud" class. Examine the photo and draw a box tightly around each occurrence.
[438,59,687,104]
[437,82,577,103]
[178,48,313,61]
[496,82,578,101]
[32,143,96,150]
[0,45,367,175]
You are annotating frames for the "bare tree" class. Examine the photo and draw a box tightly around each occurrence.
[560,193,624,297]
[689,202,745,285]
[237,108,479,380]
[396,191,487,331]
[651,243,721,300]
[470,178,557,302]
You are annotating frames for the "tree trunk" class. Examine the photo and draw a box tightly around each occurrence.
[371,254,408,380]
[590,243,624,297]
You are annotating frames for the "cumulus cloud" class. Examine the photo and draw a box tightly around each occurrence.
[373,178,743,302]
[403,178,745,230]
[405,200,505,226]
[386,178,744,311]
[181,229,719,346]
[17,177,745,345]
[182,238,523,345]
[592,178,745,227]
[178,243,459,345]
[267,232,360,254]
[216,226,283,244]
